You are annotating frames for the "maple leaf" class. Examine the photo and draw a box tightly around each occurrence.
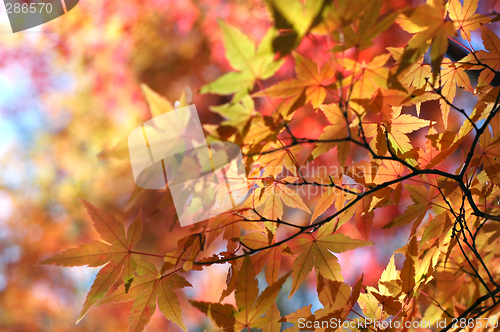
[395,0,456,80]
[253,144,302,178]
[141,83,174,117]
[388,47,432,91]
[365,77,440,128]
[418,125,444,168]
[240,231,284,285]
[265,0,331,56]
[262,303,281,332]
[236,115,283,148]
[358,292,385,321]
[378,255,402,297]
[311,189,338,224]
[288,221,372,297]
[461,26,500,87]
[191,255,290,332]
[164,233,203,272]
[97,260,191,332]
[313,275,363,324]
[209,95,256,134]
[331,0,399,52]
[254,53,334,108]
[415,244,441,286]
[354,196,375,240]
[438,61,474,129]
[201,22,284,99]
[448,0,490,41]
[311,187,355,223]
[400,236,418,295]
[279,305,314,331]
[385,107,431,154]
[207,213,242,253]
[421,212,453,245]
[310,180,365,228]
[340,54,391,102]
[281,276,363,331]
[38,199,142,322]
[363,255,404,316]
[382,184,434,232]
[472,127,500,185]
[369,159,404,186]
[253,177,311,220]
[311,103,351,164]
[423,101,487,168]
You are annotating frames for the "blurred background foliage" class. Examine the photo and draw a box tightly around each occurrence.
[0,0,499,331]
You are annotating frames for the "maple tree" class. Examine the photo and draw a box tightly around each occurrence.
[4,0,500,331]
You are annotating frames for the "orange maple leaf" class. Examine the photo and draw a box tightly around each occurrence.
[39,199,142,323]
[254,53,334,108]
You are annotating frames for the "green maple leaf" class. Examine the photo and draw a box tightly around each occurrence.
[200,21,284,100]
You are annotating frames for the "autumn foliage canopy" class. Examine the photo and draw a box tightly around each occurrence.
[5,0,500,331]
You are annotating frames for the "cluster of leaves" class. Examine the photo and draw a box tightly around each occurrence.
[39,0,500,331]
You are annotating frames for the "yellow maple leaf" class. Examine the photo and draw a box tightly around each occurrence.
[386,107,431,154]
[460,26,500,87]
[448,0,490,41]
